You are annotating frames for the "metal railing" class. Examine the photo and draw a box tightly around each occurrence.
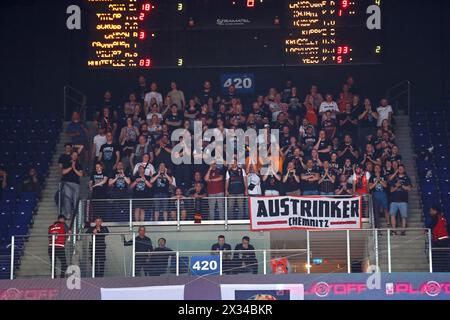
[386,80,411,115]
[6,228,436,280]
[63,85,87,121]
[78,195,372,230]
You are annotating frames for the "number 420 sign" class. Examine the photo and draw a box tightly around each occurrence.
[190,255,220,276]
[220,73,255,94]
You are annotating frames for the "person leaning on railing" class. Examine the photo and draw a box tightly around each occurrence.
[123,226,153,277]
[211,235,232,274]
[48,215,70,278]
[86,217,109,278]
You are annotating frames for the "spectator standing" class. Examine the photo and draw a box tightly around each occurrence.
[123,226,153,276]
[247,164,262,196]
[92,126,107,163]
[136,76,148,105]
[21,168,41,196]
[60,151,83,219]
[107,161,131,221]
[233,236,258,274]
[369,164,389,228]
[304,85,324,111]
[205,161,225,220]
[225,159,248,219]
[301,159,320,196]
[131,166,153,222]
[355,98,378,145]
[283,161,301,196]
[262,166,282,196]
[426,206,450,272]
[132,153,155,177]
[167,82,186,111]
[149,238,174,276]
[144,82,163,112]
[66,111,88,160]
[319,94,339,121]
[48,215,69,278]
[130,136,153,170]
[150,163,173,221]
[99,132,120,177]
[389,165,412,235]
[350,165,371,196]
[86,217,109,278]
[319,161,336,196]
[335,174,353,195]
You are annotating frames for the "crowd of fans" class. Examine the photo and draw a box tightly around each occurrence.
[60,75,414,233]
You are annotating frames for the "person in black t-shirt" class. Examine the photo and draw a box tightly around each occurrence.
[338,103,358,137]
[233,236,258,275]
[389,165,413,235]
[283,161,301,195]
[301,159,320,196]
[313,130,332,162]
[165,104,183,133]
[335,174,353,195]
[338,134,359,164]
[262,166,282,196]
[107,161,131,221]
[131,166,153,222]
[89,162,108,219]
[319,161,336,195]
[149,238,175,276]
[99,132,120,177]
[60,151,83,219]
[86,217,109,278]
[89,163,108,199]
[369,164,389,228]
[150,163,174,221]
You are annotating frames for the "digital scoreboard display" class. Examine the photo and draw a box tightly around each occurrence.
[87,0,383,68]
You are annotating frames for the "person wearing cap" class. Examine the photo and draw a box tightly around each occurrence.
[47,215,70,278]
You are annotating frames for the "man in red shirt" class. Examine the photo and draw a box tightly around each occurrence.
[48,215,69,278]
[427,206,450,272]
[204,161,225,220]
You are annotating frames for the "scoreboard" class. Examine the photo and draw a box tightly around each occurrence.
[86,0,384,68]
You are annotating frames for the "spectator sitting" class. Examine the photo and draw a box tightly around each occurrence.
[132,153,155,177]
[21,168,41,197]
[211,235,233,274]
[149,238,174,276]
[233,236,258,274]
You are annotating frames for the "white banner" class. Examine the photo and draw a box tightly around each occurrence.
[249,196,362,231]
[220,284,304,300]
[101,285,185,300]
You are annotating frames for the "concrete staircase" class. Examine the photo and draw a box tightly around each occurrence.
[16,122,93,278]
[376,114,429,272]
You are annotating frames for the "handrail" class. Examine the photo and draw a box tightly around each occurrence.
[63,85,87,121]
[78,194,374,230]
[385,80,411,115]
[10,228,433,279]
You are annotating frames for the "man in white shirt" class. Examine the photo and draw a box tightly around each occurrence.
[144,82,163,112]
[92,126,107,162]
[319,94,340,120]
[376,99,393,127]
